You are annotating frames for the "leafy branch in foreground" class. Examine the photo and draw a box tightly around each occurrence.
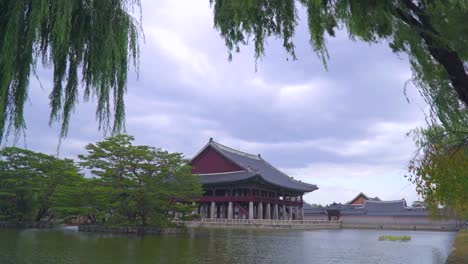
[0,0,142,142]
[407,125,468,219]
[210,0,468,134]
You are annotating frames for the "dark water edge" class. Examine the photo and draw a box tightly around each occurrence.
[0,227,456,264]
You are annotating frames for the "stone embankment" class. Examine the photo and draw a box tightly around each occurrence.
[340,223,457,231]
[186,219,341,230]
[0,221,53,229]
[78,225,185,235]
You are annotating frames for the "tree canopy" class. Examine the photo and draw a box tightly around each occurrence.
[210,0,468,133]
[77,134,202,226]
[0,0,141,142]
[407,126,467,219]
[0,135,202,227]
[0,147,82,223]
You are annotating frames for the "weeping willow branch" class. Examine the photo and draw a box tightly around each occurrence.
[0,0,141,142]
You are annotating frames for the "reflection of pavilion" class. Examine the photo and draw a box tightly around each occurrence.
[190,138,318,220]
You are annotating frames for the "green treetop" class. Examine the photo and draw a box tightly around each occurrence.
[78,134,202,226]
[0,147,82,223]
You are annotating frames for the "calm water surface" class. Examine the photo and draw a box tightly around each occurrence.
[0,227,456,264]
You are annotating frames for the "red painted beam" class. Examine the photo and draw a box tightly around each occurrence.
[197,196,303,206]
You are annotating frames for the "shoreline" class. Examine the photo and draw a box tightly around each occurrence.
[446,229,468,264]
[78,224,186,235]
[0,221,53,229]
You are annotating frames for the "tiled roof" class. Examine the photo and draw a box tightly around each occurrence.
[345,192,381,204]
[303,207,327,214]
[324,200,430,217]
[361,200,407,212]
[194,140,318,193]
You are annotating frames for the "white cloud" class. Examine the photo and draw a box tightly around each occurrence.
[146,27,216,85]
[284,162,419,205]
[274,79,336,114]
[317,121,421,159]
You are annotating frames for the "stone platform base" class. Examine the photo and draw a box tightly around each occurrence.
[186,219,341,230]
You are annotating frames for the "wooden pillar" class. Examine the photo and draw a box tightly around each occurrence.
[282,204,286,220]
[266,203,271,219]
[210,201,215,219]
[258,202,263,220]
[228,202,233,219]
[273,203,279,220]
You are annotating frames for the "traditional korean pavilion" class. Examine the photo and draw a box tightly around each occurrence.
[190,138,318,220]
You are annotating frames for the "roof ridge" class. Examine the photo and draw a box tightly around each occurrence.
[346,192,370,205]
[364,199,405,204]
[197,170,247,176]
[259,157,317,188]
[211,141,261,160]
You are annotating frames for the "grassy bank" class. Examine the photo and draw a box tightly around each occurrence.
[446,229,468,264]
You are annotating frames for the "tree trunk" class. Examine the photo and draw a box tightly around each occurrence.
[395,1,468,107]
[424,41,468,106]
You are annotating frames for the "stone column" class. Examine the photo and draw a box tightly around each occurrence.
[273,204,279,220]
[301,206,304,220]
[249,201,254,220]
[289,206,293,220]
[295,206,299,220]
[200,204,205,218]
[282,204,286,220]
[228,202,233,219]
[265,203,271,219]
[210,201,216,219]
[258,202,263,220]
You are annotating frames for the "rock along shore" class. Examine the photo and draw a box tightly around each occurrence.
[78,224,186,235]
[0,221,53,229]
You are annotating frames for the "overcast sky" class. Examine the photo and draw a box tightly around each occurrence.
[13,0,429,205]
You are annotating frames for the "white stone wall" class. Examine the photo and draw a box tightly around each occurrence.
[340,215,458,230]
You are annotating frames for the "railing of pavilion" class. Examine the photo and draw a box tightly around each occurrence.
[199,218,340,225]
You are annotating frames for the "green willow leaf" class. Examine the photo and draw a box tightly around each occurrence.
[0,0,141,142]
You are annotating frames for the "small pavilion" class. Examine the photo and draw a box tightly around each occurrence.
[190,138,318,220]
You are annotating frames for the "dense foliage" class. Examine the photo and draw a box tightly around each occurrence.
[0,0,141,141]
[0,135,202,227]
[0,147,82,222]
[75,135,202,226]
[407,126,468,219]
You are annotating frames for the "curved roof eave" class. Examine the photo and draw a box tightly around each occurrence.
[198,172,318,193]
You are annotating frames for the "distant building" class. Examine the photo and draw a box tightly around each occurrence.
[345,192,381,205]
[190,138,318,220]
[304,192,458,230]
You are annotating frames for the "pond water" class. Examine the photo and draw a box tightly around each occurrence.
[0,227,456,264]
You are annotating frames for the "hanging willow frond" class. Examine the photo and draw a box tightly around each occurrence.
[210,0,468,134]
[0,0,141,142]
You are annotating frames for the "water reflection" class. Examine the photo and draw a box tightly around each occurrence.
[0,228,456,264]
